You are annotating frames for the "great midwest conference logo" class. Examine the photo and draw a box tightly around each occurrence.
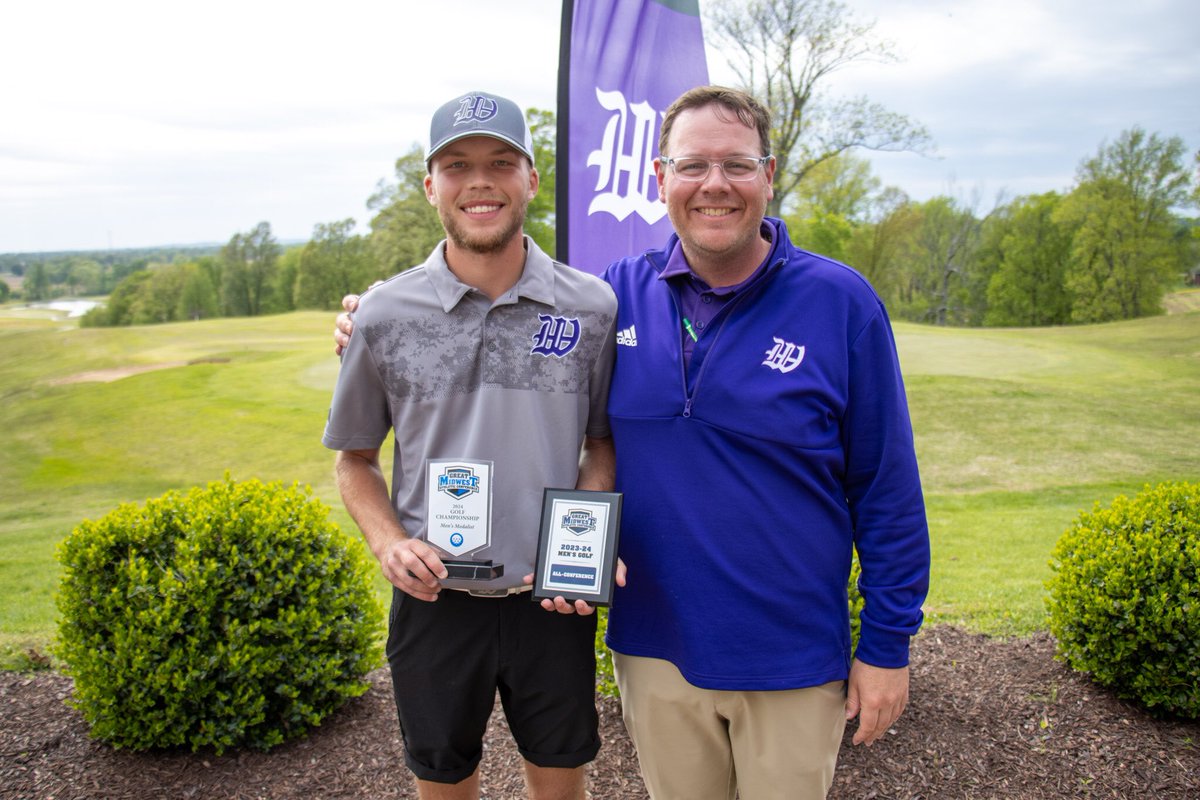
[561,508,598,535]
[437,466,479,499]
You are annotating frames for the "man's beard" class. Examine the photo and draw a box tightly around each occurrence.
[440,199,528,255]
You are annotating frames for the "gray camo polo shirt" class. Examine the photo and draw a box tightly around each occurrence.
[323,236,617,591]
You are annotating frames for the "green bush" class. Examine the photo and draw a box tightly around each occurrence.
[1045,481,1199,717]
[54,476,384,753]
[848,550,864,651]
[595,607,617,697]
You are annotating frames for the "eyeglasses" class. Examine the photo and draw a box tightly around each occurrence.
[663,155,772,182]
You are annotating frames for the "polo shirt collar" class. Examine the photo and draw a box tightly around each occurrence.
[657,220,776,294]
[424,235,556,312]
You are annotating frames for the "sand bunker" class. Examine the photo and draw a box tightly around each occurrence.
[49,358,229,385]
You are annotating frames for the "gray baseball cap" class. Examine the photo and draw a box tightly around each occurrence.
[425,90,534,165]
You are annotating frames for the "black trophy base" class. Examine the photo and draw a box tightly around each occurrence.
[442,559,504,581]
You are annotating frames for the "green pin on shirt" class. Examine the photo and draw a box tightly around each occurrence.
[682,318,698,341]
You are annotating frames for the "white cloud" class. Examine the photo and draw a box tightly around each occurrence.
[1,0,566,251]
[814,0,1200,205]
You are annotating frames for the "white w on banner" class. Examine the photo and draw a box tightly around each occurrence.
[558,0,709,274]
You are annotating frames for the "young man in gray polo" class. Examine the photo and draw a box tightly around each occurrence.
[322,90,617,800]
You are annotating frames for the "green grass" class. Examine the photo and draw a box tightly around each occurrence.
[1163,287,1200,315]
[1,305,1198,667]
[0,310,395,667]
[895,312,1200,635]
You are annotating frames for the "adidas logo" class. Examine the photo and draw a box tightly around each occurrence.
[616,325,638,347]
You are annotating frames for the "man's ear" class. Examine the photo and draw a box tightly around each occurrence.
[763,156,776,203]
[527,165,540,201]
[654,159,667,202]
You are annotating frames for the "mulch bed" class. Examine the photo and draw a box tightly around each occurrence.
[3,626,1197,799]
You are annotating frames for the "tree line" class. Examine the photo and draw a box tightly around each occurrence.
[68,117,1196,330]
[785,128,1198,326]
[70,112,558,328]
[0,246,218,306]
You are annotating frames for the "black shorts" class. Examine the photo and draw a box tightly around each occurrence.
[385,587,600,784]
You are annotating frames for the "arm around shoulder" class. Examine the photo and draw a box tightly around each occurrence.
[576,435,615,492]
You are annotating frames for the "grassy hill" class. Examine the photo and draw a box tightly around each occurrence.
[1,305,1197,666]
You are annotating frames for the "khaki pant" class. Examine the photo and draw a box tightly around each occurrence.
[614,652,846,800]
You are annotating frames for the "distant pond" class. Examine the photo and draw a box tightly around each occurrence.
[25,299,103,318]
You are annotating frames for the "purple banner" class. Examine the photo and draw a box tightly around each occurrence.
[557,0,709,274]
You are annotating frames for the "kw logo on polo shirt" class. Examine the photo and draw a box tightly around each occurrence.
[531,314,581,358]
[762,337,805,373]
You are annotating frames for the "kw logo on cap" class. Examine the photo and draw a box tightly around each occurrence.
[454,95,498,126]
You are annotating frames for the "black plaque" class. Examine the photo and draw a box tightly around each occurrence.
[533,489,622,606]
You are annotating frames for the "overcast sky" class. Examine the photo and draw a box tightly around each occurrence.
[2,0,1196,254]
